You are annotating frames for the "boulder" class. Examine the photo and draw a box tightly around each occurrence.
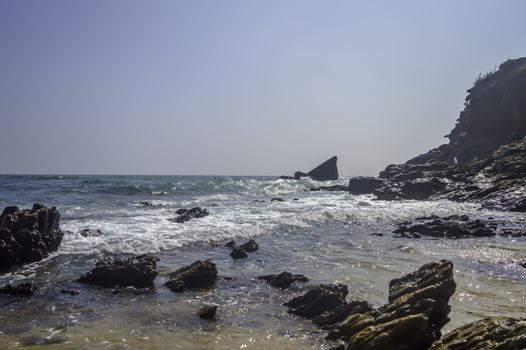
[0,282,37,296]
[285,284,348,319]
[430,317,526,350]
[239,239,258,252]
[165,260,218,292]
[348,177,386,195]
[230,247,248,259]
[78,254,158,288]
[294,171,308,180]
[78,228,102,237]
[400,178,447,200]
[170,207,209,223]
[0,204,64,271]
[257,271,308,289]
[224,240,236,248]
[198,305,217,320]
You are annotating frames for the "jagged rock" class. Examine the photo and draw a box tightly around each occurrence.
[313,300,374,328]
[78,228,102,237]
[0,282,37,296]
[0,204,64,271]
[330,260,456,349]
[257,271,308,289]
[239,239,258,252]
[224,240,236,248]
[393,215,499,238]
[165,260,217,292]
[170,207,209,223]
[348,177,387,195]
[400,178,447,200]
[307,156,339,181]
[78,255,158,288]
[230,247,248,259]
[430,317,526,350]
[285,284,348,319]
[198,305,217,320]
[294,171,308,180]
[312,185,349,192]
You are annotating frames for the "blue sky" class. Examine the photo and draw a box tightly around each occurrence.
[1,0,525,175]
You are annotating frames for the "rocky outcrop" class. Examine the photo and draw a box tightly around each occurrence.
[169,207,209,223]
[164,260,218,292]
[78,255,158,288]
[393,215,502,238]
[430,317,526,350]
[375,57,526,211]
[280,156,339,181]
[257,271,308,289]
[0,282,37,296]
[0,204,64,271]
[348,177,386,195]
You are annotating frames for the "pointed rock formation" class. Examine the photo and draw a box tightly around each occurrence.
[307,156,339,181]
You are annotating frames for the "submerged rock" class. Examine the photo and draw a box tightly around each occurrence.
[257,271,308,289]
[78,228,102,237]
[224,240,236,248]
[170,207,209,223]
[78,254,158,288]
[393,215,499,238]
[165,260,218,292]
[430,317,526,350]
[0,204,64,271]
[0,282,37,296]
[198,305,217,320]
[270,197,285,202]
[230,247,248,259]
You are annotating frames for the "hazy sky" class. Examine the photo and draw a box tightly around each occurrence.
[1,1,525,176]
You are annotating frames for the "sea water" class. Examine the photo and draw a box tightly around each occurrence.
[0,175,525,349]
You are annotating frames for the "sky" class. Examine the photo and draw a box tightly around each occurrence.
[1,1,525,176]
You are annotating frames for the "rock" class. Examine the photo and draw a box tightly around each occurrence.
[224,240,236,248]
[330,260,456,349]
[313,185,349,192]
[313,299,374,328]
[252,200,265,203]
[170,207,209,223]
[294,171,308,180]
[257,271,308,289]
[78,228,102,237]
[400,178,447,200]
[138,201,151,206]
[430,317,526,350]
[0,282,37,296]
[278,175,294,180]
[230,247,248,259]
[271,197,285,202]
[239,239,258,252]
[198,305,217,320]
[393,215,499,238]
[0,204,64,271]
[306,156,339,181]
[60,289,80,295]
[348,177,387,195]
[165,260,218,292]
[285,284,348,319]
[78,254,158,288]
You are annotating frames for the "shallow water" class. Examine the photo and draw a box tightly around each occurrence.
[0,175,525,349]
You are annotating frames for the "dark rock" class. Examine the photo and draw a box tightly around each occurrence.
[138,201,151,206]
[348,177,387,195]
[78,228,102,237]
[170,207,209,223]
[285,284,348,319]
[313,299,374,328]
[0,204,64,271]
[60,289,80,295]
[252,200,265,203]
[165,260,218,292]
[393,215,498,238]
[278,176,294,180]
[332,260,456,349]
[294,171,308,180]
[224,240,236,248]
[430,317,526,350]
[307,156,339,181]
[400,178,447,200]
[270,197,285,202]
[257,271,308,289]
[78,254,158,288]
[0,282,37,296]
[239,239,258,252]
[198,305,217,320]
[230,247,248,259]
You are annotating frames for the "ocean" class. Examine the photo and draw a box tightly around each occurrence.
[0,175,525,349]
